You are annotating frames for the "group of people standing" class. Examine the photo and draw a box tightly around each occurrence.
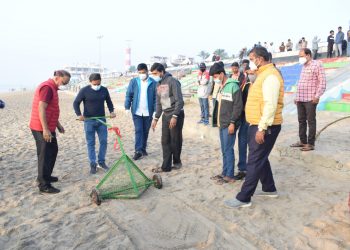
[28,46,326,210]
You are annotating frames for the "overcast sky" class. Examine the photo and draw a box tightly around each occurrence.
[1,0,349,91]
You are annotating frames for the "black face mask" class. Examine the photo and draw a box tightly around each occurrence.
[200,68,206,72]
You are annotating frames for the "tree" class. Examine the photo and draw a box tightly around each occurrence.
[214,49,229,59]
[129,65,136,72]
[197,50,210,61]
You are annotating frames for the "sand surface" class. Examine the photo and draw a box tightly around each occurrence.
[0,91,349,250]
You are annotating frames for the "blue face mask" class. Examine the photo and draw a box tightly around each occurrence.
[151,75,161,82]
[91,85,101,91]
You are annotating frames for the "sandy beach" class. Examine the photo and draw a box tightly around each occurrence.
[0,91,349,249]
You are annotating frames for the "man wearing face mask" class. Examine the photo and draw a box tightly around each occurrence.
[290,48,326,151]
[30,70,71,193]
[210,64,243,184]
[224,47,284,208]
[150,63,184,173]
[73,73,116,174]
[197,63,210,125]
[125,63,157,160]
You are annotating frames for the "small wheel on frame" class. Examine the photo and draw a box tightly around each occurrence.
[152,174,163,189]
[90,189,102,206]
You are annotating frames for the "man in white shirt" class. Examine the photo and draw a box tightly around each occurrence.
[125,63,157,160]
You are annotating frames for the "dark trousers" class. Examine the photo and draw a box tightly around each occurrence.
[132,114,152,153]
[161,111,184,171]
[236,125,281,202]
[327,45,333,58]
[32,130,58,187]
[312,49,318,60]
[297,101,317,146]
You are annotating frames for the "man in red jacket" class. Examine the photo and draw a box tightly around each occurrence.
[30,70,71,193]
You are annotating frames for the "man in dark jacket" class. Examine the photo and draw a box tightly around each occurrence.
[73,73,115,174]
[0,99,4,161]
[151,63,184,172]
[327,30,335,58]
[125,63,157,160]
[210,63,243,184]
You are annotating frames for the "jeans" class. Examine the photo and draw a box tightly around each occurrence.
[132,114,152,153]
[297,101,317,146]
[236,125,281,202]
[237,118,249,172]
[161,111,184,171]
[198,98,209,122]
[335,43,342,57]
[84,119,108,164]
[32,130,58,187]
[219,127,237,178]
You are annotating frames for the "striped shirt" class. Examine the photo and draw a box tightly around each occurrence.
[296,60,326,102]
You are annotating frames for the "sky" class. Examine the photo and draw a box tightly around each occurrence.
[1,0,350,91]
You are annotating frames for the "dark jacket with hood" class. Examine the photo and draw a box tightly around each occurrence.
[154,72,184,119]
[212,78,243,128]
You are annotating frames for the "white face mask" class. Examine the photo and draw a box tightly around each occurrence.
[214,78,222,84]
[151,75,161,82]
[249,60,258,71]
[58,86,67,91]
[299,57,307,65]
[139,73,148,81]
[91,85,101,91]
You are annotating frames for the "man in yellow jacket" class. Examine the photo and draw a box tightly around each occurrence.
[224,47,284,208]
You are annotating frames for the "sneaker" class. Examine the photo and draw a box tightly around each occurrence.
[133,151,143,161]
[90,163,97,174]
[255,191,279,198]
[224,198,251,208]
[203,121,209,126]
[172,162,182,170]
[39,184,60,194]
[142,150,148,156]
[233,171,246,180]
[98,162,110,171]
[197,119,204,124]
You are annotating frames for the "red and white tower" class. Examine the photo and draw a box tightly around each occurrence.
[125,40,131,71]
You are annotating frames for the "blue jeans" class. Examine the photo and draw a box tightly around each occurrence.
[237,118,249,172]
[219,127,237,178]
[132,114,152,153]
[198,98,209,122]
[84,119,108,164]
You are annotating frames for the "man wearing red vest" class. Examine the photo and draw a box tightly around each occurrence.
[30,70,71,194]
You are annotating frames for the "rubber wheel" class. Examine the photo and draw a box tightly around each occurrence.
[153,174,163,189]
[91,189,102,206]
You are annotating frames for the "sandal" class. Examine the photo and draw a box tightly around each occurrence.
[290,142,306,147]
[215,178,228,185]
[210,174,224,180]
[300,144,315,151]
[152,167,170,173]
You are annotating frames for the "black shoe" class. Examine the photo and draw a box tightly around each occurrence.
[98,162,110,171]
[172,162,182,170]
[39,184,60,194]
[90,163,97,174]
[49,176,59,182]
[133,152,143,161]
[233,171,246,180]
[142,150,148,156]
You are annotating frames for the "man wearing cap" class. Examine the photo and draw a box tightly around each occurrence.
[197,63,211,125]
[73,73,116,174]
[30,70,71,193]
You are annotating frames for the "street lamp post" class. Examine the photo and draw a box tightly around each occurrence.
[97,35,104,73]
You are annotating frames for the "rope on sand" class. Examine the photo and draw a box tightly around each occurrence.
[315,115,350,140]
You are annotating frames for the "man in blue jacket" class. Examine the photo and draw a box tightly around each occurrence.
[125,63,157,160]
[335,26,344,57]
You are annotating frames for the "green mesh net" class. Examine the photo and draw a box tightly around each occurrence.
[89,118,162,204]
